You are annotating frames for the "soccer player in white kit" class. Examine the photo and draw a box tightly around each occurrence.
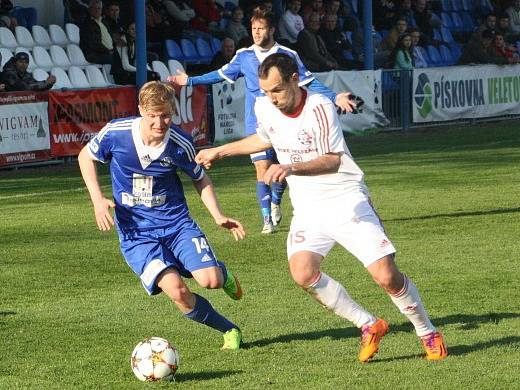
[196,53,448,362]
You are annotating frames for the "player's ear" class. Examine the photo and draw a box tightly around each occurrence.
[138,105,145,117]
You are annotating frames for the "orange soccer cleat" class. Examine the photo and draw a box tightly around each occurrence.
[421,332,448,361]
[358,318,389,363]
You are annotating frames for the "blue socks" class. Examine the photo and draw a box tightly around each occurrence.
[271,181,286,206]
[184,294,236,333]
[256,181,271,219]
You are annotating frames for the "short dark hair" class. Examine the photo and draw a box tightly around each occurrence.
[258,53,298,82]
[250,6,275,28]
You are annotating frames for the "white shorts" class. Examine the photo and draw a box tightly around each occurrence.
[286,193,396,267]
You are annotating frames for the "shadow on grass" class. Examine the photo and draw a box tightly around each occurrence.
[175,370,243,382]
[386,207,520,222]
[246,312,520,355]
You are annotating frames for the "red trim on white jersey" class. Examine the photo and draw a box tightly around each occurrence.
[313,103,331,154]
[283,88,308,118]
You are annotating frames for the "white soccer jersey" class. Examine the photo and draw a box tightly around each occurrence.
[255,90,366,215]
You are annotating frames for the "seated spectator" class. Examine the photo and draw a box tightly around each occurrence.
[373,0,397,31]
[497,14,515,43]
[191,0,225,37]
[458,29,511,65]
[80,0,115,65]
[381,16,408,52]
[319,12,361,69]
[302,0,325,25]
[398,0,415,28]
[64,0,89,25]
[409,27,428,68]
[297,11,339,71]
[163,0,196,29]
[351,24,390,69]
[324,0,341,16]
[413,0,438,44]
[474,13,497,39]
[338,1,359,32]
[225,6,249,46]
[506,0,520,38]
[389,32,414,70]
[277,0,304,47]
[0,0,17,31]
[1,52,56,91]
[209,37,236,69]
[488,31,520,63]
[103,1,126,47]
[113,22,160,85]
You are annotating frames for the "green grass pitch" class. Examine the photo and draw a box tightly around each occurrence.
[1,122,519,389]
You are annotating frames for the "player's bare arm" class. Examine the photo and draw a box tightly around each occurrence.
[335,92,356,113]
[166,70,189,86]
[192,173,246,241]
[78,146,115,231]
[195,134,271,168]
[263,153,342,184]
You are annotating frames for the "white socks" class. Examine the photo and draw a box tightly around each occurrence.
[390,275,436,337]
[306,272,375,328]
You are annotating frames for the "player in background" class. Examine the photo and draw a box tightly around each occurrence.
[196,54,448,362]
[168,7,357,234]
[78,81,245,350]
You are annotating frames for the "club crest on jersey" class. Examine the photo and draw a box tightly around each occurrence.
[297,129,313,146]
[290,154,303,163]
[160,156,174,167]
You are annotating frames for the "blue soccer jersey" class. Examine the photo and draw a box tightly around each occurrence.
[219,44,312,135]
[87,117,204,232]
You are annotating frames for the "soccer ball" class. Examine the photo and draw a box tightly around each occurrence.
[130,337,180,382]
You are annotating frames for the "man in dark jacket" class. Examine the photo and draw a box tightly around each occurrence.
[458,29,510,65]
[80,0,114,64]
[1,52,56,91]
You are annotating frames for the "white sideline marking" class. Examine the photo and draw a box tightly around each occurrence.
[0,186,110,200]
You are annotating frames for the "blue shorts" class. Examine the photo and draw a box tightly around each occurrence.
[250,148,276,163]
[117,219,219,295]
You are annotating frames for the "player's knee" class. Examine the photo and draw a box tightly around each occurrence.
[192,269,224,289]
[290,266,318,288]
[373,270,403,292]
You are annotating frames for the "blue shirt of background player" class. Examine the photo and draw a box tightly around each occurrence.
[87,116,204,232]
[187,43,337,135]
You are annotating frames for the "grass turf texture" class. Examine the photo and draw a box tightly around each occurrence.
[1,122,519,389]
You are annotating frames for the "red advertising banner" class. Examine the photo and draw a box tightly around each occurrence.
[48,86,137,157]
[171,85,211,147]
[0,91,51,167]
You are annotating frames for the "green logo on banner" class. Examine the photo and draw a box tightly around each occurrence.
[415,73,432,118]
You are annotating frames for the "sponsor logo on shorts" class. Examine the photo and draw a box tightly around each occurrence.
[380,239,390,247]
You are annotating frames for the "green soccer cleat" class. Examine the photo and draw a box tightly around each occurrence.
[221,328,242,350]
[223,269,243,300]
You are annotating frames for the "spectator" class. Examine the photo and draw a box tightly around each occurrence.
[409,27,428,68]
[324,0,341,16]
[373,0,397,31]
[381,16,408,52]
[398,0,415,28]
[2,52,56,91]
[413,0,437,43]
[474,13,497,39]
[80,0,114,65]
[390,32,413,69]
[146,0,181,41]
[209,37,236,69]
[338,1,360,33]
[114,22,160,85]
[302,0,325,25]
[277,0,304,47]
[0,0,17,31]
[225,6,249,45]
[103,1,126,47]
[458,29,511,65]
[351,24,390,68]
[297,11,339,71]
[488,31,520,63]
[191,0,224,36]
[506,0,520,37]
[319,12,361,69]
[163,0,196,29]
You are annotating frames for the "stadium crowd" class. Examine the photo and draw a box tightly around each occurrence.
[0,0,519,91]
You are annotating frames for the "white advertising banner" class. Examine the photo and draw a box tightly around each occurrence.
[0,95,50,155]
[212,70,388,142]
[413,64,520,123]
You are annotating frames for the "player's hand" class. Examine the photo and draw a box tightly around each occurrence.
[195,148,220,169]
[215,216,246,241]
[166,70,188,86]
[335,92,355,113]
[264,164,292,185]
[93,198,115,231]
